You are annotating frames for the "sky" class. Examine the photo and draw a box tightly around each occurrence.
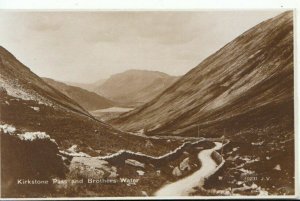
[0,10,285,83]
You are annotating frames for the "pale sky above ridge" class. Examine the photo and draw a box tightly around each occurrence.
[0,10,285,83]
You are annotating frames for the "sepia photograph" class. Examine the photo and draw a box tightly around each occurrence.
[0,5,297,199]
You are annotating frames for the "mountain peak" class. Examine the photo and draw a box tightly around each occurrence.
[94,69,179,107]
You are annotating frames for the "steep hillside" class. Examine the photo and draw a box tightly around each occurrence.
[0,46,91,117]
[43,77,114,111]
[95,69,178,107]
[111,11,294,137]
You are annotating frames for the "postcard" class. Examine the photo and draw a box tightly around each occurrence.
[0,1,298,199]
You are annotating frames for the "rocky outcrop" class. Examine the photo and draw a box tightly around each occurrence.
[179,157,191,172]
[125,159,145,168]
[211,151,223,165]
[1,125,67,197]
[172,167,182,177]
[69,157,118,179]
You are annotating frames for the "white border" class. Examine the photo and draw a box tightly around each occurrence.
[0,0,299,10]
[0,0,299,200]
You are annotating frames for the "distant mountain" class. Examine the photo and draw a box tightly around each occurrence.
[111,11,294,137]
[66,79,106,92]
[94,69,178,107]
[43,78,114,111]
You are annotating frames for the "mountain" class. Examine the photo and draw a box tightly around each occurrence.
[66,79,106,92]
[43,78,114,111]
[111,11,294,137]
[94,69,178,107]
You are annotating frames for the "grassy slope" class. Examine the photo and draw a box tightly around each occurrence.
[0,92,182,157]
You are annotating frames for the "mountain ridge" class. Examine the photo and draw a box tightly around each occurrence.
[43,77,114,111]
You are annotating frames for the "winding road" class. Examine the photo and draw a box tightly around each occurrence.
[155,142,224,196]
